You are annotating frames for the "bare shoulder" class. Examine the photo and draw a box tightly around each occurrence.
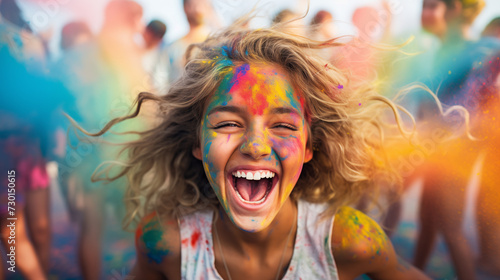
[331,206,389,262]
[331,206,430,280]
[131,212,181,280]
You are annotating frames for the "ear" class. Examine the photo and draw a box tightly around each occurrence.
[304,147,313,163]
[192,146,202,160]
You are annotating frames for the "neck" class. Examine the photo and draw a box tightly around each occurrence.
[215,199,297,256]
[443,23,470,45]
[145,41,160,51]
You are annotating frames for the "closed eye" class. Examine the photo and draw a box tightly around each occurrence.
[212,122,242,129]
[272,123,298,131]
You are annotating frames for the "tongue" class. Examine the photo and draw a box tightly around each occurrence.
[235,178,268,201]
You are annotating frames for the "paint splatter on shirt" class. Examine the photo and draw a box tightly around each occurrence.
[178,200,339,279]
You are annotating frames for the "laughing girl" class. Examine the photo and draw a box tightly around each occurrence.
[91,23,431,279]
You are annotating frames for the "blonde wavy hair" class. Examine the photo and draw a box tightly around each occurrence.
[88,21,419,229]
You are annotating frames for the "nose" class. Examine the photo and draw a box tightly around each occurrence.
[239,131,272,160]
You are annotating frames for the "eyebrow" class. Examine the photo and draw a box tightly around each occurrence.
[207,105,243,116]
[270,107,302,117]
[207,106,303,117]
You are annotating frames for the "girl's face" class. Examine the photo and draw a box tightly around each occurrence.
[193,63,312,232]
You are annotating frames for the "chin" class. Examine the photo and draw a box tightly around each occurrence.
[220,167,286,232]
[231,215,271,233]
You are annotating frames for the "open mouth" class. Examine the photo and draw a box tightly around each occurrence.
[230,170,277,204]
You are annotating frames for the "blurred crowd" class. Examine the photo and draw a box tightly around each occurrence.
[0,0,499,279]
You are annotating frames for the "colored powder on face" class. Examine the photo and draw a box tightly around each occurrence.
[200,63,311,230]
[228,64,270,115]
[203,161,218,194]
[233,63,250,77]
[285,87,305,117]
[203,141,212,162]
[270,135,301,161]
[228,63,251,91]
[208,67,235,103]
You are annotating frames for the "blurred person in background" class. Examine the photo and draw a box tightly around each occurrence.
[54,1,149,279]
[309,10,335,41]
[421,0,498,105]
[1,6,75,278]
[0,54,48,280]
[332,1,393,88]
[142,19,169,94]
[379,0,471,243]
[412,1,500,279]
[308,10,336,61]
[460,48,500,280]
[168,0,214,82]
[98,0,146,94]
[482,17,500,39]
[0,2,56,278]
[60,21,93,51]
[421,0,447,39]
[352,3,392,44]
[0,0,46,70]
[344,4,398,236]
[0,0,30,31]
[385,0,443,112]
[370,0,450,240]
[466,23,500,279]
[272,9,306,37]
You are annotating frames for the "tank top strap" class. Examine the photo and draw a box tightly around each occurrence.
[179,209,223,280]
[282,200,339,279]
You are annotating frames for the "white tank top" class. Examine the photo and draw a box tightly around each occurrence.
[179,200,339,279]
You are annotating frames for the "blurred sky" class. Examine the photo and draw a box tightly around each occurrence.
[17,0,500,60]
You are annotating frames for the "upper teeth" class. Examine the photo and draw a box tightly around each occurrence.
[232,170,275,180]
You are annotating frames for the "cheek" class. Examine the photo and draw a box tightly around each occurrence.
[271,135,307,202]
[202,143,217,186]
[271,134,308,184]
[269,118,308,162]
[202,127,242,184]
[201,126,221,185]
[270,136,304,161]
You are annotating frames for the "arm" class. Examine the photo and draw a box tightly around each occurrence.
[130,212,181,280]
[332,207,430,280]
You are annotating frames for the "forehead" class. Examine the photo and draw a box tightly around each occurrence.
[207,63,305,116]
